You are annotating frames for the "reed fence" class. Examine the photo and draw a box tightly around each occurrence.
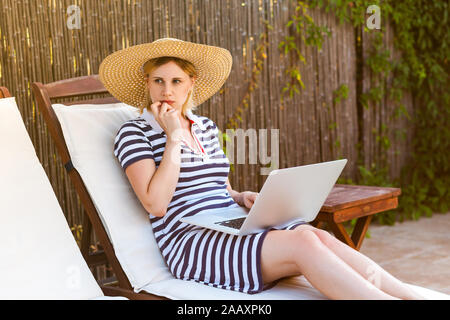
[0,0,414,267]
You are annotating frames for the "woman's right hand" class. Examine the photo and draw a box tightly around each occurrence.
[150,101,183,142]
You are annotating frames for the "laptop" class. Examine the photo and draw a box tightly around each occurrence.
[180,159,347,236]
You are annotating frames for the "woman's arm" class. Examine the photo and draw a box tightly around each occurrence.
[226,178,243,205]
[125,139,182,217]
[124,101,185,217]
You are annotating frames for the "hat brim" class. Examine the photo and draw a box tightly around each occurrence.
[99,38,232,108]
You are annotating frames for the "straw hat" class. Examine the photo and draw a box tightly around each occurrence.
[99,38,232,109]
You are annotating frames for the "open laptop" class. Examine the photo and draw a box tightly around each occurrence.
[180,159,347,236]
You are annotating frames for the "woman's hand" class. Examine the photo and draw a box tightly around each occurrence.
[150,101,183,142]
[237,191,259,209]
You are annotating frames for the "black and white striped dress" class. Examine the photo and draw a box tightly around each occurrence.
[114,108,306,294]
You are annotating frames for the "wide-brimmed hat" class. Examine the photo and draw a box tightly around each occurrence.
[99,38,232,109]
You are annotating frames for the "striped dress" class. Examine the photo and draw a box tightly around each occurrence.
[113,108,306,294]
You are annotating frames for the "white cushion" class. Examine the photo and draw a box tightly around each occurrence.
[52,102,450,300]
[406,284,449,300]
[52,102,173,291]
[143,275,327,300]
[91,296,129,300]
[0,97,105,299]
[141,275,449,300]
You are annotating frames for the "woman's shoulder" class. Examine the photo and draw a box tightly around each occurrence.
[194,115,218,131]
[118,117,146,129]
[115,116,160,138]
[113,117,164,152]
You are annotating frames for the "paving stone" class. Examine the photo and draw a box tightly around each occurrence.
[359,212,450,295]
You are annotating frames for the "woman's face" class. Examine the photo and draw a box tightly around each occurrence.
[146,61,194,111]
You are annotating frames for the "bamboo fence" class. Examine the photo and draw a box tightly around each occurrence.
[0,0,414,276]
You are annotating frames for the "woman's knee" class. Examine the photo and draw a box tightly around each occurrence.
[312,228,346,250]
[289,229,328,270]
[313,228,336,246]
[291,228,324,251]
[294,224,339,249]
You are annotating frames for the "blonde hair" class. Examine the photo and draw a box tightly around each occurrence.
[142,56,197,116]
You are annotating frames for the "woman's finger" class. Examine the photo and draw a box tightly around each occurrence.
[150,101,162,115]
[246,192,258,208]
[243,195,252,208]
[159,102,169,115]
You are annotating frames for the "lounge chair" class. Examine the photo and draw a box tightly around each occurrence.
[0,90,126,299]
[31,77,449,300]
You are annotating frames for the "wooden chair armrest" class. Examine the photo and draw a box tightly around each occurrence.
[0,87,11,98]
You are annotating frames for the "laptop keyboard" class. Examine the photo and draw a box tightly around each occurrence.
[215,217,246,230]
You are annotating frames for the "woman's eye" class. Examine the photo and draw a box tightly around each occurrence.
[154,79,162,84]
[173,79,181,84]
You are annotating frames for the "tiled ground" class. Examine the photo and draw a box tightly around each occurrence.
[359,212,450,295]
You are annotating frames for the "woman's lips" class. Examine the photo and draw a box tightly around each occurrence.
[161,100,175,105]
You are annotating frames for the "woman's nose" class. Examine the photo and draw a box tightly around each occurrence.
[162,84,173,97]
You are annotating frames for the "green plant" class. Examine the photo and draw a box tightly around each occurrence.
[333,84,349,106]
[279,1,330,106]
[305,0,449,224]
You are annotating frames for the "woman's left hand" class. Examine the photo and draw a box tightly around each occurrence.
[239,191,259,209]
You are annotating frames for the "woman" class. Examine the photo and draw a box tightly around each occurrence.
[99,38,423,299]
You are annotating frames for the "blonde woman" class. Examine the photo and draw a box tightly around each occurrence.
[99,38,423,299]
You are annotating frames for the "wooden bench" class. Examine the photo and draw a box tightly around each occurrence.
[311,184,401,250]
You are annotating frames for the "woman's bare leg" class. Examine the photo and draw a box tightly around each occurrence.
[260,228,398,299]
[295,224,425,300]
